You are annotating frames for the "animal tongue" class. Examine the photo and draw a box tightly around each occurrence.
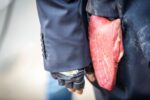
[88,16,124,91]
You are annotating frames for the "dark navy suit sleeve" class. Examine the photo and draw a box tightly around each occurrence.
[36,0,91,72]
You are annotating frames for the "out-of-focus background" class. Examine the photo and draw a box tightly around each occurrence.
[0,0,95,100]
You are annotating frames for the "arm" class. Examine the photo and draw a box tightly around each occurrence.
[36,0,91,72]
[36,0,92,94]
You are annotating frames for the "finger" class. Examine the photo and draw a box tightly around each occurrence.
[73,77,85,90]
[58,79,65,86]
[67,88,76,92]
[86,73,96,82]
[75,89,83,95]
[65,81,73,89]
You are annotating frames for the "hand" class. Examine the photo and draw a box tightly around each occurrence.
[85,63,100,89]
[51,69,85,95]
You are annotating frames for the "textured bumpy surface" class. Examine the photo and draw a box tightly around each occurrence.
[88,16,124,91]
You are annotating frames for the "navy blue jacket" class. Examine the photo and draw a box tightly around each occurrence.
[36,0,91,72]
[37,0,150,99]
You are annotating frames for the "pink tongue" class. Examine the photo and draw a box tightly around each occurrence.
[88,16,124,91]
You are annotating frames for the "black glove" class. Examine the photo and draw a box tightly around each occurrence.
[51,68,85,94]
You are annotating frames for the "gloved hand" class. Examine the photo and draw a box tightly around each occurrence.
[51,64,97,95]
[51,68,85,94]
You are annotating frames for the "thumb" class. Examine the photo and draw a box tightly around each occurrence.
[86,72,96,82]
[85,63,96,82]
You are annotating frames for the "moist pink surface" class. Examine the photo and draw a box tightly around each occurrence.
[88,16,124,91]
